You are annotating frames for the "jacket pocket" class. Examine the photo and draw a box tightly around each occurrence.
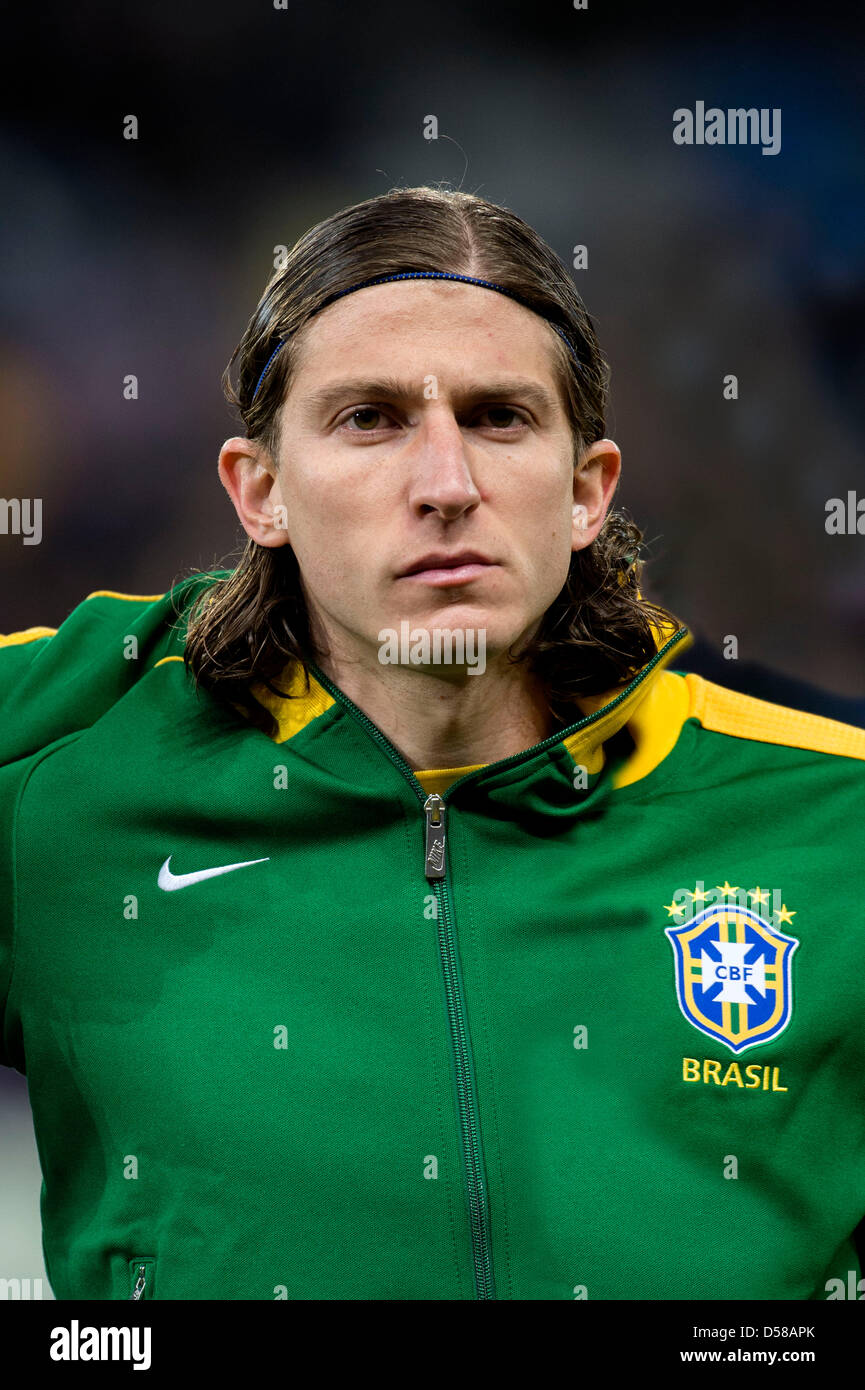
[128,1256,157,1301]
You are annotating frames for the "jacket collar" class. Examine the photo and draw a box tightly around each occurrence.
[250,616,693,798]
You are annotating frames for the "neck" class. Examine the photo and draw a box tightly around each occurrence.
[315,645,556,771]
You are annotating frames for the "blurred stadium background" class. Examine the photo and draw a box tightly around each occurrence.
[1,0,863,1297]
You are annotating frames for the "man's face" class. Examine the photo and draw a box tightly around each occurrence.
[229,278,619,679]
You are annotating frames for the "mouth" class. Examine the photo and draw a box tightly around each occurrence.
[398,552,497,585]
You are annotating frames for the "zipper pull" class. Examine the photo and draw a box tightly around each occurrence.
[129,1264,147,1301]
[423,794,447,879]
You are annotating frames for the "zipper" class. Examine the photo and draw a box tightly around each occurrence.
[431,866,496,1296]
[127,1258,155,1300]
[423,794,446,878]
[306,625,689,1299]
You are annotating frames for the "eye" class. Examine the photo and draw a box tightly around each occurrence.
[341,406,393,432]
[475,406,527,430]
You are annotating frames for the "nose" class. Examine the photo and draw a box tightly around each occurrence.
[406,405,482,519]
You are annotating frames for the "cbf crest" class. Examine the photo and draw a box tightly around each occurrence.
[665,888,799,1054]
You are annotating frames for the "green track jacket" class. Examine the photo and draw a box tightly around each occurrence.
[1,571,864,1301]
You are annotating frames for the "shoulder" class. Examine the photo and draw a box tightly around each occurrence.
[617,668,865,795]
[682,671,865,764]
[0,571,230,763]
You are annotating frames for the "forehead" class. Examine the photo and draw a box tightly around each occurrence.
[289,278,564,384]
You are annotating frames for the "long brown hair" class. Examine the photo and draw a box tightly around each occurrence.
[183,185,685,737]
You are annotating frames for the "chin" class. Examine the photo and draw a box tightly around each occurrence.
[374,608,530,678]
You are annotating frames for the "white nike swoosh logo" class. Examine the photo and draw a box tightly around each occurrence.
[158,854,270,891]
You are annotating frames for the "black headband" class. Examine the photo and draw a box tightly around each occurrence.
[250,270,580,403]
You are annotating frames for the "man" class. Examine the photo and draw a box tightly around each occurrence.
[1,186,863,1301]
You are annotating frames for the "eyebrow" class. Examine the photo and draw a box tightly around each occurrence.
[300,376,561,422]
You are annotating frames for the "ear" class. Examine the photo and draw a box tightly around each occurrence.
[571,439,622,552]
[217,436,293,547]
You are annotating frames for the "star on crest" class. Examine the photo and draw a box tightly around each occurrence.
[773,904,797,926]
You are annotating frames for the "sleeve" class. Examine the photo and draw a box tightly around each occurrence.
[0,572,225,1069]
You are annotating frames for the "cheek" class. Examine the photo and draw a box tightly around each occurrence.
[279,470,347,544]
[510,458,571,506]
[294,491,376,590]
[296,456,387,522]
[513,478,573,545]
[520,490,577,582]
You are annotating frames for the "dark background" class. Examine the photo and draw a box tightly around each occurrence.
[1,0,863,1294]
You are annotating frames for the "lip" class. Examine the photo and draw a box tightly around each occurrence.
[401,562,496,585]
[398,551,496,581]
